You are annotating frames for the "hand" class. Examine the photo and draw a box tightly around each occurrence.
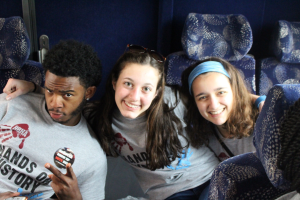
[251,94,265,112]
[250,94,260,104]
[45,163,83,200]
[3,78,35,101]
[258,101,265,113]
[0,191,20,200]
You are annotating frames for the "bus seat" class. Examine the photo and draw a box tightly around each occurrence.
[0,16,44,92]
[208,152,286,199]
[253,84,300,188]
[165,51,197,86]
[208,84,300,199]
[165,13,256,94]
[181,13,252,61]
[257,21,300,95]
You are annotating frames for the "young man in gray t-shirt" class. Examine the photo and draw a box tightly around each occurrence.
[0,40,107,200]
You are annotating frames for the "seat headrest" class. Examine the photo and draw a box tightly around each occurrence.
[0,16,30,69]
[272,20,300,64]
[253,84,300,189]
[181,13,253,61]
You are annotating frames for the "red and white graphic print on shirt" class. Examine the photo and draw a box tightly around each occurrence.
[0,124,30,149]
[218,152,230,162]
[112,132,133,154]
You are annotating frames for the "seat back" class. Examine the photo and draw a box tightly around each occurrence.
[181,13,253,61]
[257,20,300,95]
[165,13,256,93]
[208,152,286,199]
[272,20,300,63]
[165,51,198,86]
[0,16,30,70]
[0,16,44,91]
[254,84,300,189]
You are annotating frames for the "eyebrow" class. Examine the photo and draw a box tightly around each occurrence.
[123,77,155,87]
[45,86,75,93]
[195,87,229,97]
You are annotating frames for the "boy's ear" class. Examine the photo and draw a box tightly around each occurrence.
[85,86,97,99]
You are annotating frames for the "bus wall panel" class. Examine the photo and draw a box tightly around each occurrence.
[0,0,23,18]
[34,0,160,100]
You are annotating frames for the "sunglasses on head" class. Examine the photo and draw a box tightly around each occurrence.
[125,44,166,63]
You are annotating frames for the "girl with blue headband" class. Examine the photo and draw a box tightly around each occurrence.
[181,57,260,161]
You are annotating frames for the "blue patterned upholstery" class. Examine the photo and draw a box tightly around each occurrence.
[0,17,30,70]
[19,61,45,85]
[208,84,300,199]
[229,55,256,94]
[254,84,300,189]
[165,52,256,94]
[0,16,44,92]
[165,51,198,86]
[208,153,286,200]
[257,58,300,95]
[165,13,256,93]
[257,20,300,95]
[181,13,253,61]
[272,21,300,63]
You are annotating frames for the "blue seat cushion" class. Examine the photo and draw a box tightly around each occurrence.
[272,20,300,64]
[165,51,198,86]
[0,16,30,69]
[257,57,300,95]
[0,60,44,92]
[208,152,286,200]
[253,84,300,188]
[181,13,253,61]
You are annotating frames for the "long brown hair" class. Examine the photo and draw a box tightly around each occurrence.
[181,57,258,148]
[85,52,186,170]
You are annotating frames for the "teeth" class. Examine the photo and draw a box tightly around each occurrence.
[210,108,224,115]
[125,101,139,108]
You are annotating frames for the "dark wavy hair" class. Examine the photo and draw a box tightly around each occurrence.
[43,40,102,88]
[85,51,186,170]
[181,57,258,147]
[277,97,300,193]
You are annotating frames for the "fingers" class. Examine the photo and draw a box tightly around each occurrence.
[45,163,82,200]
[65,163,76,179]
[0,191,20,200]
[11,192,21,197]
[3,78,16,94]
[45,163,76,184]
[5,89,25,101]
[45,163,64,180]
[3,78,35,101]
[259,101,265,113]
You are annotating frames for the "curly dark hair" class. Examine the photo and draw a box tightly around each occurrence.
[277,97,300,193]
[43,40,102,88]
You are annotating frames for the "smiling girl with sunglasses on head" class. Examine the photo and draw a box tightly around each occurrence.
[4,44,219,200]
[181,57,262,162]
[85,45,219,200]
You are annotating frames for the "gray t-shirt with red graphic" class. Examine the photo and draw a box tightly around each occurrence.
[0,93,107,200]
[111,86,219,200]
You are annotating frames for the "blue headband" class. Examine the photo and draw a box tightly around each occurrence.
[188,61,231,95]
